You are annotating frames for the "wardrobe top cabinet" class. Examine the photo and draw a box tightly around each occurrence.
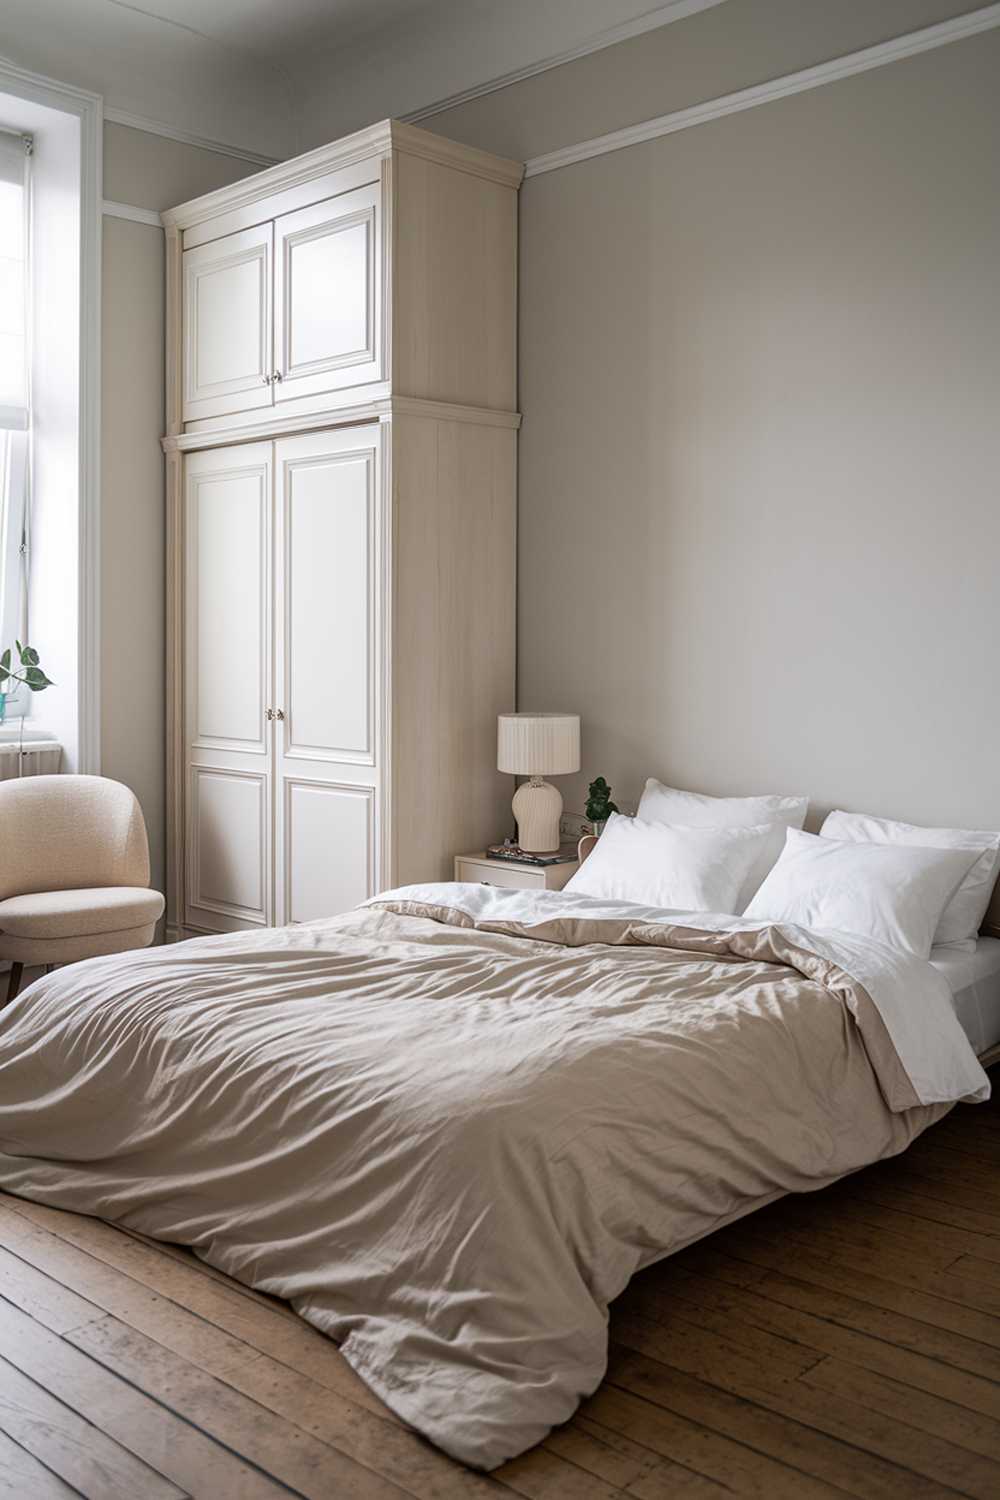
[161,120,524,436]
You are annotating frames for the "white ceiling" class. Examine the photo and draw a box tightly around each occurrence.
[0,0,725,159]
[109,0,440,68]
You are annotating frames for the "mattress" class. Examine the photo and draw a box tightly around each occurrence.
[931,936,1000,1056]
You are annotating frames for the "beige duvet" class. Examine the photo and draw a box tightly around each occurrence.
[0,886,986,1468]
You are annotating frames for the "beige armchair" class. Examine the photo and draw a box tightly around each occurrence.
[0,774,164,1006]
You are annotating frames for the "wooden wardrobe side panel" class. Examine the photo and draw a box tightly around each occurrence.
[391,414,516,886]
[391,151,518,413]
[165,448,184,940]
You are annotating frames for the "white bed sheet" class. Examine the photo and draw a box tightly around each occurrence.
[931,937,1000,1056]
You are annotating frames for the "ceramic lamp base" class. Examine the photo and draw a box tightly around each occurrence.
[512,777,563,853]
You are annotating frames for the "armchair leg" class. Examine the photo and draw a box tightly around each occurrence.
[5,963,23,1007]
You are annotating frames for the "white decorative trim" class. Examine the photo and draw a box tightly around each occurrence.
[102,199,163,228]
[391,396,522,429]
[161,396,521,454]
[525,2,1000,177]
[104,107,281,168]
[0,56,103,775]
[162,120,393,230]
[163,403,387,453]
[79,88,103,776]
[161,120,522,232]
[390,122,523,188]
[402,0,729,123]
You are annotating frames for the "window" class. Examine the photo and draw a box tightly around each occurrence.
[0,128,29,714]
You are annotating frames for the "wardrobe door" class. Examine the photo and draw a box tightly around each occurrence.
[272,426,384,925]
[184,443,274,932]
[273,183,383,405]
[182,224,274,422]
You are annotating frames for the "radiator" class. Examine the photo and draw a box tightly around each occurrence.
[0,738,62,780]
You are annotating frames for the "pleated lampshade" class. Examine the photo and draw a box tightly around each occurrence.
[497,714,580,776]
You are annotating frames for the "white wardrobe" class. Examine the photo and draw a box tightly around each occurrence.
[162,122,522,940]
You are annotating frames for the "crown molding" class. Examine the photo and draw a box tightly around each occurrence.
[390,122,523,187]
[161,119,522,231]
[401,0,729,124]
[103,199,163,227]
[104,107,282,167]
[160,118,393,228]
[525,1,1000,177]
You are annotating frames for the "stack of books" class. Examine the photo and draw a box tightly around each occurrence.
[486,842,579,868]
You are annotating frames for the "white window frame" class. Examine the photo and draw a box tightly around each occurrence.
[0,59,102,769]
[0,427,28,716]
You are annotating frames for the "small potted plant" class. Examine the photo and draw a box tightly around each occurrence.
[585,776,619,836]
[0,641,53,752]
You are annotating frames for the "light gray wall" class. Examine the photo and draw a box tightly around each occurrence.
[428,17,1000,832]
[98,0,1000,885]
[101,126,259,894]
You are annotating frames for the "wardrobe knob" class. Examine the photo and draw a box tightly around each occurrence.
[275,708,285,721]
[261,374,272,385]
[272,370,283,383]
[265,707,275,720]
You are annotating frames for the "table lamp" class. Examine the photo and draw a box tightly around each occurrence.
[497,713,581,853]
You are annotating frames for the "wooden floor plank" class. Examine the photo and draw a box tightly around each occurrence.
[843,1179,1000,1242]
[0,1427,82,1499]
[121,1225,306,1325]
[584,1380,844,1500]
[767,1189,1000,1266]
[624,1263,1000,1412]
[542,1420,663,1491]
[625,1457,733,1497]
[611,1322,997,1500]
[0,1294,294,1500]
[493,1446,628,1500]
[66,1316,415,1500]
[804,1356,1000,1464]
[950,1255,1000,1292]
[750,1268,1000,1382]
[0,1352,187,1500]
[677,1228,1000,1347]
[0,1243,105,1336]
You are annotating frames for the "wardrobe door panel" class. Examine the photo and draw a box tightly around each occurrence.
[183,224,273,422]
[273,183,383,404]
[274,426,384,925]
[184,443,273,932]
[282,780,374,924]
[188,767,269,925]
[283,446,372,761]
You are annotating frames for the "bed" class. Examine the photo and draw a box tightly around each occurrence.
[0,877,989,1469]
[932,934,1000,1060]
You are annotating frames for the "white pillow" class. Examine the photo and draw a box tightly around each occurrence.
[565,814,778,915]
[821,809,1000,952]
[743,827,983,958]
[637,780,809,911]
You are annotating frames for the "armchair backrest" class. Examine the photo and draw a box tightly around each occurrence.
[0,775,150,901]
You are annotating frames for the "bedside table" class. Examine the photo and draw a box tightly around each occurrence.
[454,851,580,891]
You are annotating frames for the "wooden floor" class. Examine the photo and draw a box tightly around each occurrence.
[1,1070,998,1500]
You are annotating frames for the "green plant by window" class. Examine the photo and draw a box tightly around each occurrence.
[0,640,53,698]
